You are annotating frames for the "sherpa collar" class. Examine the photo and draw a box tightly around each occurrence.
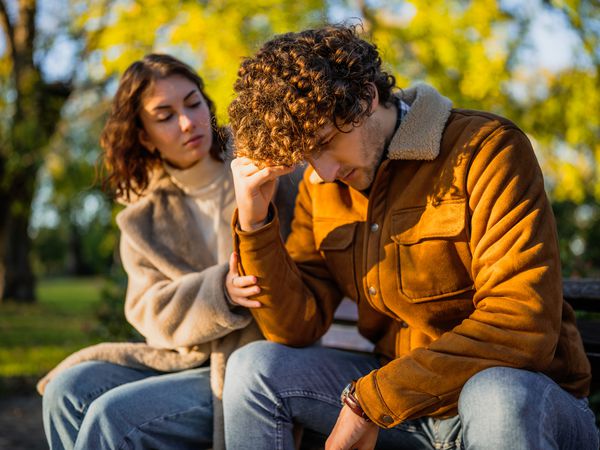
[387,83,453,161]
[307,84,453,184]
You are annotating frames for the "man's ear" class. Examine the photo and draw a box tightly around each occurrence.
[138,129,155,153]
[366,82,379,115]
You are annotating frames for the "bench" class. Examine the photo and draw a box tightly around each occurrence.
[299,279,600,449]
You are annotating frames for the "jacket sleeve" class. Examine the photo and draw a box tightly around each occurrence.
[234,172,344,346]
[120,232,252,349]
[357,125,566,427]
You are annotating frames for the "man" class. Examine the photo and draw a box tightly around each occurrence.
[223,25,598,449]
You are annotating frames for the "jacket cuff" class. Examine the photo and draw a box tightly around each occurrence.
[356,371,401,429]
[231,204,281,274]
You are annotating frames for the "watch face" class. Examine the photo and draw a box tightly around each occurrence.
[340,382,353,404]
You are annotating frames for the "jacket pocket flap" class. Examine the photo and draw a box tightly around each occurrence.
[314,220,358,251]
[391,201,466,245]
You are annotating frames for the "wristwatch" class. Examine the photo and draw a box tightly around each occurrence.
[340,381,371,422]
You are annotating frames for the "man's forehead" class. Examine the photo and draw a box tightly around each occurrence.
[317,124,336,141]
[316,121,353,143]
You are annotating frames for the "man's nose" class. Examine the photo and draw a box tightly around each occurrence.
[309,155,339,183]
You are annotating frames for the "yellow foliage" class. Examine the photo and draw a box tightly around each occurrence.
[70,0,598,204]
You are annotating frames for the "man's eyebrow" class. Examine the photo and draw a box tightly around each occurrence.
[318,130,337,145]
[152,89,198,110]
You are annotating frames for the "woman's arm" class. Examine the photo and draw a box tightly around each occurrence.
[120,233,253,349]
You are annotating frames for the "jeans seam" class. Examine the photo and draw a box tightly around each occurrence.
[115,404,210,450]
[79,384,120,416]
[538,381,555,448]
[273,390,339,449]
[278,389,340,407]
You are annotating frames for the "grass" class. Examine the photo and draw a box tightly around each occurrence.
[0,277,104,383]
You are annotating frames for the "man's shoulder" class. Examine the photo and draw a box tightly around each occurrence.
[443,109,528,152]
[448,108,521,132]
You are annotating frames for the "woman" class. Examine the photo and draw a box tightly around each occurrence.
[39,54,297,450]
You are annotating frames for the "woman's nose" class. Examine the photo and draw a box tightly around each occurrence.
[179,113,195,132]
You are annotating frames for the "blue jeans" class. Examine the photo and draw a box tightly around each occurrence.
[43,361,213,450]
[223,341,599,450]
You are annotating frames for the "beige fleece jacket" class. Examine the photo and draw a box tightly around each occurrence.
[38,158,301,449]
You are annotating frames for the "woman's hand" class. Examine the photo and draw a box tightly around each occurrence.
[231,156,295,231]
[225,252,261,308]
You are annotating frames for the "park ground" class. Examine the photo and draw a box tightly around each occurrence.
[0,277,104,449]
[0,277,598,449]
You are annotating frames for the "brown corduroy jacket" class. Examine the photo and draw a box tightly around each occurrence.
[233,84,591,429]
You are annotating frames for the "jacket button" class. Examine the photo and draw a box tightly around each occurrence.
[400,321,408,328]
[368,286,377,296]
[370,223,379,232]
[381,415,394,425]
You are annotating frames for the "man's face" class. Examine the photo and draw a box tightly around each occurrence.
[307,113,387,191]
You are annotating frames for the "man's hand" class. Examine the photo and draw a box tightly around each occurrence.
[325,405,379,450]
[225,252,261,308]
[231,157,295,231]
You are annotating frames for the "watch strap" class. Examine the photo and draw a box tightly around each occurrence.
[340,381,371,422]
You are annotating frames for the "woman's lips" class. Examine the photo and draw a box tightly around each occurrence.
[184,135,203,146]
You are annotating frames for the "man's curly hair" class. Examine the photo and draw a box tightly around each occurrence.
[229,24,396,166]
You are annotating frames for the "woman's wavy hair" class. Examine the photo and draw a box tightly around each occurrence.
[100,53,227,201]
[228,24,396,167]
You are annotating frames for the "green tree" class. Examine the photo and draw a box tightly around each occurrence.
[353,0,599,275]
[0,0,73,301]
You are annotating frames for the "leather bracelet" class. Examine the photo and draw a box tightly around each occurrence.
[340,381,371,422]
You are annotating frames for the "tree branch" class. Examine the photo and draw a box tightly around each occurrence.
[13,0,36,65]
[0,0,16,63]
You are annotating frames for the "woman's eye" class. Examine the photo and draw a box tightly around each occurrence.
[188,101,202,108]
[157,113,173,122]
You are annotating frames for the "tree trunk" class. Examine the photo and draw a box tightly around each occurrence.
[0,0,72,302]
[2,165,37,302]
[3,216,35,302]
[0,192,10,301]
[66,220,90,276]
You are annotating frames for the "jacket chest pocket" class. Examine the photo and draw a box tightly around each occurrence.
[314,220,359,299]
[390,201,474,302]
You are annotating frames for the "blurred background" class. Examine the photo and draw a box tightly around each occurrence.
[0,0,598,447]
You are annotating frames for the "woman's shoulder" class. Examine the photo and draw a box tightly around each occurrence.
[116,173,184,231]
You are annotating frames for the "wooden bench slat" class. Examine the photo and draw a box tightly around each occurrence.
[563,279,600,312]
[320,323,375,353]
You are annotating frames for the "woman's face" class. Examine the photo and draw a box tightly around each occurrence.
[138,74,213,169]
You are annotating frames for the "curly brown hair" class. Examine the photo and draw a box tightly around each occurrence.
[228,24,396,166]
[100,53,227,202]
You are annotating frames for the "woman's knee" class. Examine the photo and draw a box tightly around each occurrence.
[43,361,103,416]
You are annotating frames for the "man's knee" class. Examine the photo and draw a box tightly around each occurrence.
[227,341,291,381]
[458,366,541,446]
[460,367,533,417]
[224,340,304,410]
